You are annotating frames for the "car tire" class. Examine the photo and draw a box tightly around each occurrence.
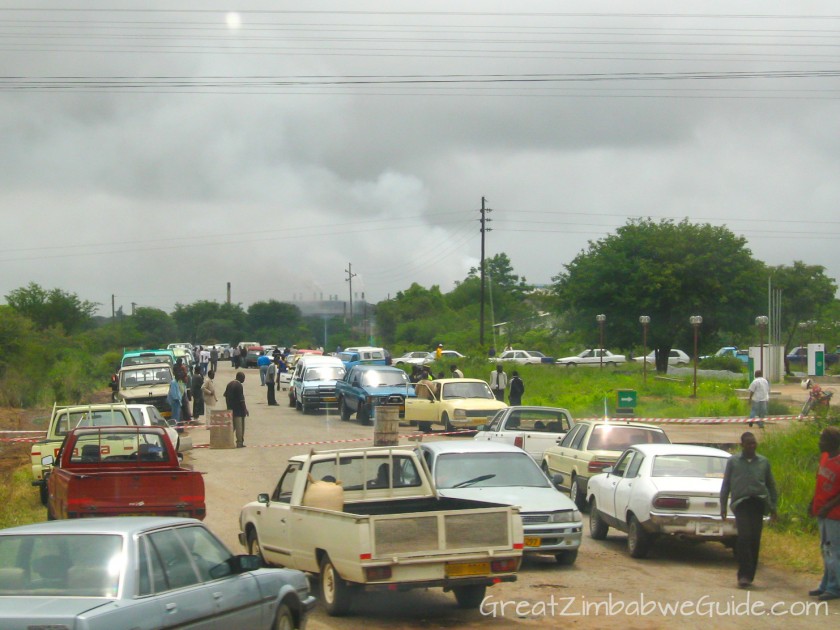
[339,398,351,421]
[570,475,586,511]
[589,498,609,540]
[418,421,432,433]
[247,529,268,567]
[605,361,615,367]
[273,603,294,630]
[541,460,551,476]
[442,412,454,433]
[627,514,653,559]
[295,399,303,412]
[555,549,578,565]
[38,484,49,507]
[452,584,487,608]
[288,393,296,408]
[320,555,352,616]
[565,362,576,368]
[358,404,372,426]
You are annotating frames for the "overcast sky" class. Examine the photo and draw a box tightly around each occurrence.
[3,1,840,316]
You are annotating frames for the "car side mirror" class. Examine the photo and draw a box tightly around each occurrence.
[257,493,270,504]
[41,455,55,467]
[603,467,614,475]
[217,554,261,577]
[476,424,486,431]
[551,473,564,488]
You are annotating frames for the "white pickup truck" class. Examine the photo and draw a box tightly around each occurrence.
[239,446,524,616]
[474,406,575,464]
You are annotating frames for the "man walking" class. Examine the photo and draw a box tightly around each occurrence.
[509,371,525,406]
[810,426,840,601]
[266,359,279,406]
[490,364,508,402]
[720,432,778,588]
[747,369,770,428]
[224,371,249,448]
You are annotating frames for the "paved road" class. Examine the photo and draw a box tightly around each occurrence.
[190,365,826,629]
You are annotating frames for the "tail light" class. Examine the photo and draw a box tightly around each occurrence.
[514,436,523,449]
[491,558,519,573]
[588,460,613,473]
[653,496,689,509]
[365,566,392,581]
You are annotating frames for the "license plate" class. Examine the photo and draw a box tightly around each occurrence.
[445,561,490,577]
[695,523,723,536]
[324,397,337,402]
[524,536,542,547]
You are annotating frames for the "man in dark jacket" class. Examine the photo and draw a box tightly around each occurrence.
[224,371,249,448]
[509,371,525,406]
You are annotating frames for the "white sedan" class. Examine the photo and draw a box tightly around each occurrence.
[586,443,736,558]
[492,350,555,364]
[557,349,626,367]
[125,404,187,453]
[394,351,435,366]
[634,349,691,366]
[418,441,582,565]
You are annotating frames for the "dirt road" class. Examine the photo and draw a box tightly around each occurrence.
[192,366,831,629]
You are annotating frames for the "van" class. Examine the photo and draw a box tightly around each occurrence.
[338,346,387,370]
[117,362,175,417]
[121,349,177,368]
[290,355,346,413]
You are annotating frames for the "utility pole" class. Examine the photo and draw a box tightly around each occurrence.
[345,263,357,327]
[111,294,115,319]
[131,302,137,316]
[226,282,231,304]
[479,196,492,346]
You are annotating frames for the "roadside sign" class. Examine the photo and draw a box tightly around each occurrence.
[617,390,637,408]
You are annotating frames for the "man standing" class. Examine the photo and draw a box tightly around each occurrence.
[209,346,219,374]
[747,369,770,428]
[266,359,279,406]
[224,371,249,448]
[509,371,525,406]
[720,432,778,588]
[199,346,210,376]
[450,364,464,378]
[810,427,840,601]
[490,364,508,402]
[257,352,271,386]
[190,365,205,424]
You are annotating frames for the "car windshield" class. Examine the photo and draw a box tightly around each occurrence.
[120,368,171,387]
[305,366,345,381]
[360,370,409,387]
[435,452,550,489]
[528,351,546,357]
[442,381,494,399]
[122,355,174,366]
[0,533,123,597]
[588,425,669,451]
[651,454,728,478]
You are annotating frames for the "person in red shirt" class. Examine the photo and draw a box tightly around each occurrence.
[811,426,840,601]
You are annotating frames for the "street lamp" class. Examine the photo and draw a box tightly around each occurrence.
[639,316,650,383]
[596,314,606,369]
[690,315,703,397]
[755,315,768,374]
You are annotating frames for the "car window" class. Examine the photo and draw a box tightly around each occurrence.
[651,455,728,478]
[611,452,634,478]
[415,382,435,401]
[588,426,669,451]
[175,526,232,582]
[146,529,200,590]
[486,410,505,431]
[309,455,422,491]
[272,462,303,502]
[627,453,644,478]
[441,381,494,400]
[571,425,588,450]
[559,423,583,448]
[434,452,550,489]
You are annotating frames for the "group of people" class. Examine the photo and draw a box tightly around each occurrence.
[166,360,219,425]
[490,365,525,405]
[720,428,839,601]
[190,345,219,376]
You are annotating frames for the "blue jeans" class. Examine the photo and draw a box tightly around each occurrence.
[818,517,840,596]
[259,365,268,386]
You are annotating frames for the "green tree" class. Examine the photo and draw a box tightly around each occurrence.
[5,282,98,334]
[375,284,449,347]
[552,219,766,372]
[132,307,177,347]
[769,262,838,351]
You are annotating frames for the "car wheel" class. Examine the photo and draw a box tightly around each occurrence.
[419,421,432,433]
[320,555,352,616]
[46,503,56,521]
[358,404,372,426]
[442,412,454,433]
[38,484,49,507]
[247,529,268,567]
[627,514,653,559]
[605,361,615,367]
[295,399,303,412]
[676,361,688,367]
[339,398,351,422]
[555,549,578,565]
[541,460,550,476]
[288,393,296,408]
[566,362,576,368]
[452,584,487,608]
[273,603,294,630]
[589,498,609,540]
[569,475,586,511]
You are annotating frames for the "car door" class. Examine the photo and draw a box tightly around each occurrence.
[520,412,573,462]
[613,451,645,523]
[407,381,437,424]
[474,409,506,443]
[545,423,586,479]
[601,450,635,518]
[255,463,300,567]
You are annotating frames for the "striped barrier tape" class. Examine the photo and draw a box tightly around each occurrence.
[0,430,49,434]
[192,429,476,449]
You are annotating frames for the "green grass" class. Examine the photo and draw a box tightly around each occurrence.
[0,467,47,529]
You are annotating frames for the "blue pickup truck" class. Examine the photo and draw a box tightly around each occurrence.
[335,365,415,425]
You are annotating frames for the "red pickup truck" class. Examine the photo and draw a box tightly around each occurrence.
[44,425,205,521]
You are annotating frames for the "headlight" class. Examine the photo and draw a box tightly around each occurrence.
[549,510,582,523]
[453,409,467,419]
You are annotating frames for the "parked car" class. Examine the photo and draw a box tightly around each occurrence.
[702,346,749,364]
[289,355,346,413]
[541,420,671,509]
[0,516,315,629]
[786,346,840,365]
[440,350,467,360]
[125,403,185,453]
[492,350,555,364]
[116,362,174,418]
[474,406,574,463]
[337,346,387,370]
[120,349,177,368]
[418,441,582,565]
[634,349,691,366]
[406,378,507,433]
[557,349,626,367]
[393,351,435,366]
[245,346,266,368]
[335,365,414,425]
[586,444,735,559]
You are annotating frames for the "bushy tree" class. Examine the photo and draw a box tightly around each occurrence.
[552,219,766,372]
[5,282,98,334]
[132,307,177,347]
[769,262,838,351]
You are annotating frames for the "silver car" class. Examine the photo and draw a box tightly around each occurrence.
[0,517,315,629]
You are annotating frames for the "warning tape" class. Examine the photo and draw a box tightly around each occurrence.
[0,430,48,434]
[192,429,476,449]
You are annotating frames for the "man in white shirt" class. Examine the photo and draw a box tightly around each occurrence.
[748,370,771,428]
[490,365,508,402]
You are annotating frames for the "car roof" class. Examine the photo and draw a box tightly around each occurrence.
[352,364,404,372]
[574,419,665,431]
[628,443,731,457]
[422,378,487,385]
[501,405,572,414]
[421,441,527,456]
[0,516,201,536]
[119,362,171,371]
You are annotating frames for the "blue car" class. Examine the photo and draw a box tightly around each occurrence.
[0,517,315,629]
